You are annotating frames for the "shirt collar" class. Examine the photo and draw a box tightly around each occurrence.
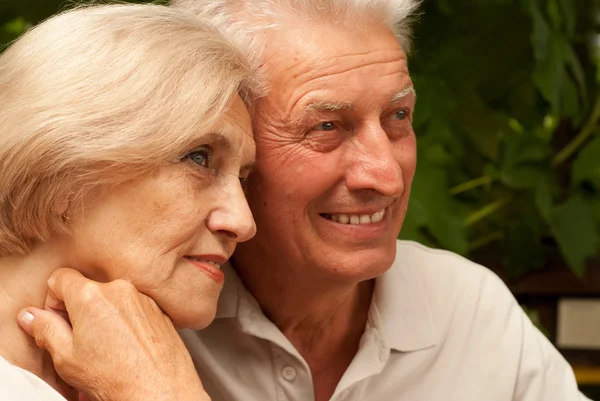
[371,245,437,352]
[215,249,438,352]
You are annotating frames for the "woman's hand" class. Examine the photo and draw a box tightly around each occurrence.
[16,268,210,401]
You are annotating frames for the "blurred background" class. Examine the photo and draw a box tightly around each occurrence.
[1,0,599,397]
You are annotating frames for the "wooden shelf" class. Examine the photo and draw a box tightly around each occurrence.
[574,366,600,385]
[472,251,600,296]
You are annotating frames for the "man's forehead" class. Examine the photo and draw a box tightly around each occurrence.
[259,23,411,117]
[262,22,407,79]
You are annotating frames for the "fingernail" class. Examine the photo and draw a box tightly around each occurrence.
[17,310,34,326]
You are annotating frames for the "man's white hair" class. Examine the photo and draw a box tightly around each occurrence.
[172,0,420,92]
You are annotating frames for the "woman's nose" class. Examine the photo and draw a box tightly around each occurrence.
[206,181,256,243]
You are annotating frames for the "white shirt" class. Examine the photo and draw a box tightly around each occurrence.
[181,240,592,401]
[0,356,66,401]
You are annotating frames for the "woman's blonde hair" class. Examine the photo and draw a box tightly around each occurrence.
[0,3,254,256]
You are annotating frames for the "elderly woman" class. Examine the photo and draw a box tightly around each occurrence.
[0,3,256,401]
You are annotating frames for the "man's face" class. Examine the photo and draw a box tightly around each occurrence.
[236,22,417,282]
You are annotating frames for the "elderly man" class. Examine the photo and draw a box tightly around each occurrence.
[167,1,587,400]
[18,1,590,400]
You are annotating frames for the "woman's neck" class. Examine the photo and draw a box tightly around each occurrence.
[0,242,72,393]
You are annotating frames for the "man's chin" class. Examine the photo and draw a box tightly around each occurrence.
[310,245,397,283]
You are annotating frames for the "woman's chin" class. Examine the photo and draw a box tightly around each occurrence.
[169,306,218,331]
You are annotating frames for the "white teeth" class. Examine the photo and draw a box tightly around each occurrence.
[371,210,384,223]
[325,209,386,225]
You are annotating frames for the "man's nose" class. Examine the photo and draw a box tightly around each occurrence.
[344,127,404,197]
[206,180,257,243]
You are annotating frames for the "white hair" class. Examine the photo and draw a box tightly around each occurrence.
[172,0,420,92]
[0,4,254,256]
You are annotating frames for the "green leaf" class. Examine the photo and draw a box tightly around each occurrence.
[503,221,545,278]
[560,74,580,117]
[500,133,553,190]
[398,197,435,247]
[530,28,583,117]
[412,76,454,129]
[421,118,466,160]
[409,161,468,254]
[588,196,600,226]
[501,165,547,189]
[428,210,469,254]
[534,178,553,222]
[423,144,453,166]
[546,0,562,31]
[572,137,600,189]
[503,133,550,166]
[565,44,588,107]
[455,92,508,160]
[529,0,550,61]
[558,0,576,37]
[532,33,568,113]
[3,17,26,35]
[549,196,600,276]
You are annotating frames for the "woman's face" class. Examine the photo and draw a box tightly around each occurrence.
[63,96,256,329]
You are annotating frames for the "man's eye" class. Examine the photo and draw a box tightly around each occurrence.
[394,110,407,120]
[317,121,335,131]
[185,147,212,168]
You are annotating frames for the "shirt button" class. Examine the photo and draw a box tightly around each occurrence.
[282,366,297,381]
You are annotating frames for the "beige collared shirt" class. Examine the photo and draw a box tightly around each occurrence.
[180,241,591,401]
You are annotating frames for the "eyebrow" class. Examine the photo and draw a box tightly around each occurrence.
[191,132,232,151]
[305,100,354,113]
[390,87,416,103]
[303,86,416,114]
[295,86,417,125]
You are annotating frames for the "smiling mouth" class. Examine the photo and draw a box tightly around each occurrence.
[321,208,386,225]
[184,255,226,283]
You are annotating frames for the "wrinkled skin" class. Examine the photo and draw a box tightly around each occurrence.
[232,22,417,401]
[235,21,416,297]
[19,269,210,401]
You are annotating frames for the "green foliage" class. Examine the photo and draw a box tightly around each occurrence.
[1,17,29,49]
[1,0,599,278]
[403,0,600,277]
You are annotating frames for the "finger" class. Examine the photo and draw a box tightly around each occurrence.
[44,285,70,326]
[17,307,73,361]
[46,268,92,319]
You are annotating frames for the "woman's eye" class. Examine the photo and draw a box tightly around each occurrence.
[185,147,212,168]
[316,121,335,131]
[394,110,407,120]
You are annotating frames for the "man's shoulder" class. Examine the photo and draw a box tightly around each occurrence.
[392,239,504,289]
[389,240,519,334]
